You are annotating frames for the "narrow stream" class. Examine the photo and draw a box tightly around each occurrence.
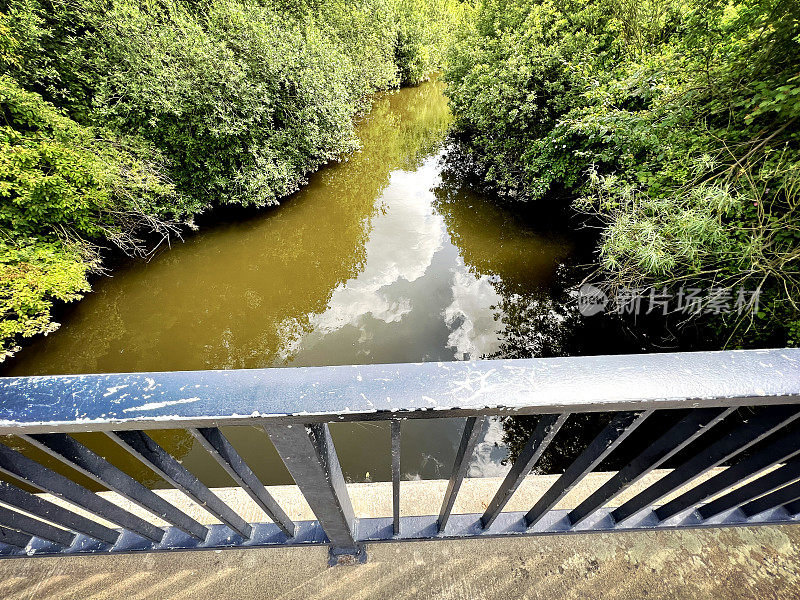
[3,78,584,487]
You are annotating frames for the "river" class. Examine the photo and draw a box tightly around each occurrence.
[3,78,593,488]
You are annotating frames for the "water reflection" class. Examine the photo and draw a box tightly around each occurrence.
[3,79,582,484]
[433,157,577,362]
[275,160,447,364]
[4,81,452,376]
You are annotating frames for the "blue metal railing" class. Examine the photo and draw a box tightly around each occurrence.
[0,349,798,564]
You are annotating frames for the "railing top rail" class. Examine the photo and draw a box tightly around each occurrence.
[0,349,798,434]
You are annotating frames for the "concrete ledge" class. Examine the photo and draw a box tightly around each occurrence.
[3,471,800,598]
[33,467,736,528]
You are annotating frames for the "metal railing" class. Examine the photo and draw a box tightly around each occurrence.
[0,349,799,564]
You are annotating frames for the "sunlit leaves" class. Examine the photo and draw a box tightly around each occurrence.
[444,0,800,345]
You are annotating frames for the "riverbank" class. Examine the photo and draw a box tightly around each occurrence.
[443,0,800,349]
[0,0,465,360]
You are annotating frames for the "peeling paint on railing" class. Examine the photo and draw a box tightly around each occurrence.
[0,349,799,434]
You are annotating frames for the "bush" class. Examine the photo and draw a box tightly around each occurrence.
[0,0,458,358]
[444,0,800,346]
[0,72,182,356]
[0,74,181,246]
[0,238,91,360]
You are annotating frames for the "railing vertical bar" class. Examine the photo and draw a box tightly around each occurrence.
[699,461,800,519]
[0,505,75,547]
[106,431,252,539]
[437,417,485,533]
[391,420,401,536]
[783,497,800,515]
[525,410,653,528]
[0,481,120,544]
[481,413,568,529]
[0,526,32,550]
[569,407,733,526]
[264,423,359,557]
[189,427,295,537]
[656,428,800,520]
[741,480,800,516]
[612,406,800,524]
[0,443,163,542]
[23,433,208,541]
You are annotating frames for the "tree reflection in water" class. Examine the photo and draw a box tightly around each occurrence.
[433,140,651,473]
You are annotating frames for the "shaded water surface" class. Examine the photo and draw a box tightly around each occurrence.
[3,79,578,486]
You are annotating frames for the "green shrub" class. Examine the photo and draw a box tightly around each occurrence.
[0,72,181,357]
[0,237,91,360]
[89,0,392,207]
[0,75,181,244]
[0,0,460,358]
[444,0,800,346]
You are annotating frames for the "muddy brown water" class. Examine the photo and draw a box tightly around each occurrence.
[2,78,577,488]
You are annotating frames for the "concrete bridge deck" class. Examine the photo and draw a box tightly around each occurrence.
[3,474,800,599]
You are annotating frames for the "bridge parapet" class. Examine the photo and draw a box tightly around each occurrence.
[0,349,799,564]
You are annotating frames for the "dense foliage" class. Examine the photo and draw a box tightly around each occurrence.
[0,0,458,358]
[445,0,800,347]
